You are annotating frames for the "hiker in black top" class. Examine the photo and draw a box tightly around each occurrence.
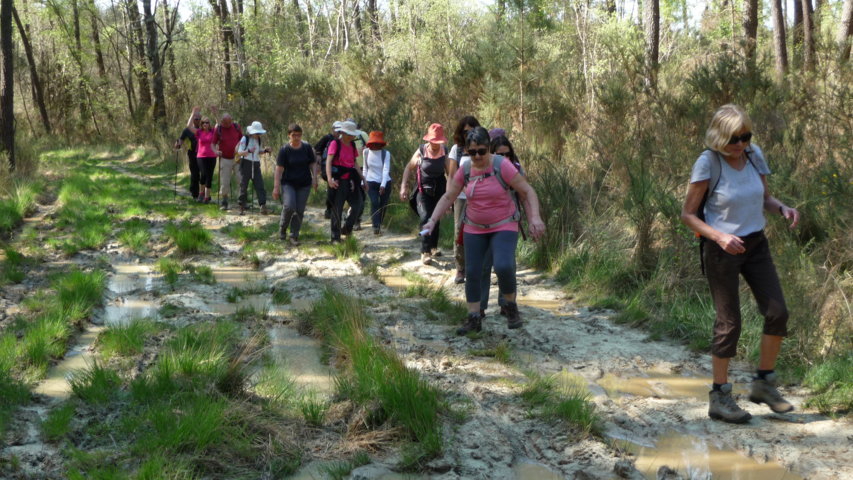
[399,123,452,265]
[273,124,318,245]
[174,109,202,199]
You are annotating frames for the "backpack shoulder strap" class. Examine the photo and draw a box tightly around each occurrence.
[705,149,722,196]
[493,155,510,191]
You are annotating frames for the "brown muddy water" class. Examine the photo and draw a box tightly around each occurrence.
[622,431,803,480]
[268,325,333,397]
[597,371,749,400]
[33,326,103,400]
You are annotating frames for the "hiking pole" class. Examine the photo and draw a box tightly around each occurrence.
[217,156,221,207]
[173,148,179,202]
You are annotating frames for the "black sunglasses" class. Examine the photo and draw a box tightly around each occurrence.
[728,132,752,145]
[467,148,489,157]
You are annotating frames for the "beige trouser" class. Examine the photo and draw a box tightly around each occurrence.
[219,157,242,198]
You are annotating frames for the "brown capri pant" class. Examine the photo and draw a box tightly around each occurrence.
[704,230,789,358]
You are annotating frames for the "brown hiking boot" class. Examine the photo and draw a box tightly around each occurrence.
[454,271,465,284]
[260,205,269,215]
[708,384,752,424]
[504,302,523,329]
[749,373,794,413]
[456,312,482,336]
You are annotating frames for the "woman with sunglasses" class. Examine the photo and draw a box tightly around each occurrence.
[681,104,800,424]
[422,127,545,335]
[193,112,218,203]
[448,116,482,283]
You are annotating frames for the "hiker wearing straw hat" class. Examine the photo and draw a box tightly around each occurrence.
[237,121,272,215]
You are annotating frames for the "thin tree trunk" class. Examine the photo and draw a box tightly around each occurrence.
[352,0,363,46]
[0,0,14,169]
[71,0,82,52]
[743,0,758,68]
[141,0,165,123]
[87,0,106,79]
[643,0,659,90]
[838,0,853,62]
[802,0,815,71]
[210,0,233,93]
[367,0,379,43]
[231,0,247,80]
[293,0,309,56]
[771,0,788,77]
[126,0,152,110]
[12,6,51,134]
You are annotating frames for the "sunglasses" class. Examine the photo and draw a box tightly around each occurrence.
[201,121,210,124]
[466,148,489,157]
[728,132,752,145]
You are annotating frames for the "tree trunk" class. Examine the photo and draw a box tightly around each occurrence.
[802,0,815,71]
[604,0,616,16]
[643,0,659,90]
[839,0,853,62]
[0,0,14,170]
[87,0,106,78]
[231,0,247,80]
[209,0,233,93]
[71,0,82,52]
[293,0,309,56]
[771,0,788,77]
[742,0,758,67]
[352,0,364,46]
[12,7,50,134]
[141,0,165,123]
[126,0,152,110]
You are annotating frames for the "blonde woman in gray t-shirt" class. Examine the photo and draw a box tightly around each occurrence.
[681,104,800,424]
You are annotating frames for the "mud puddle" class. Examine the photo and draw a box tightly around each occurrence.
[33,326,104,400]
[212,266,265,286]
[597,370,748,400]
[268,322,332,397]
[512,459,565,480]
[621,430,803,480]
[108,264,157,294]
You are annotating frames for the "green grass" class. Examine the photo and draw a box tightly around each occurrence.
[222,221,278,244]
[298,394,328,426]
[55,270,107,321]
[0,179,40,234]
[520,371,601,437]
[117,218,151,254]
[326,235,362,260]
[99,319,157,359]
[271,287,292,305]
[469,340,513,364]
[71,362,122,405]
[232,303,269,322]
[156,258,181,287]
[42,403,76,442]
[0,248,27,284]
[185,264,216,285]
[319,452,371,480]
[803,353,853,415]
[400,282,467,324]
[296,266,310,277]
[164,220,213,254]
[303,288,443,467]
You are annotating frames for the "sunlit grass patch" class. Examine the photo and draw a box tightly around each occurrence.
[184,263,216,285]
[164,220,213,254]
[520,371,601,437]
[42,403,76,442]
[296,266,310,277]
[156,258,181,287]
[118,218,151,254]
[222,221,278,243]
[804,353,853,415]
[303,288,443,467]
[469,340,513,365]
[0,179,41,234]
[55,270,106,320]
[325,235,361,260]
[99,319,158,359]
[298,393,329,426]
[0,248,27,284]
[400,281,466,324]
[71,362,122,405]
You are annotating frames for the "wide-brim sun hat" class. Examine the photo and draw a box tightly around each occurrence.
[338,120,360,136]
[423,123,447,144]
[367,131,387,147]
[247,121,267,135]
[333,120,343,131]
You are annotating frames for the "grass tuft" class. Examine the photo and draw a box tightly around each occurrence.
[71,362,122,405]
[42,403,76,442]
[520,371,601,436]
[803,353,853,415]
[99,319,157,359]
[164,220,212,254]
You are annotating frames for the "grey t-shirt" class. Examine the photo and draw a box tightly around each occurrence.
[690,145,771,236]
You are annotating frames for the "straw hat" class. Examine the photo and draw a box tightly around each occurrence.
[422,123,447,144]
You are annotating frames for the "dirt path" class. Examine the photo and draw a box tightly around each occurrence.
[2,152,849,479]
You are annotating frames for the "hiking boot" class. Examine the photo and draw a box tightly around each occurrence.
[260,205,269,215]
[239,206,246,215]
[354,221,362,231]
[749,373,794,413]
[499,304,508,317]
[288,237,300,247]
[421,252,432,265]
[456,312,482,336]
[708,384,752,424]
[454,271,465,284]
[220,199,229,211]
[373,228,381,236]
[279,230,287,241]
[504,301,523,329]
[203,197,211,204]
[431,248,442,257]
[342,226,353,236]
[324,208,331,219]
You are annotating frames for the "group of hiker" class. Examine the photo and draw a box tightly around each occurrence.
[175,103,802,426]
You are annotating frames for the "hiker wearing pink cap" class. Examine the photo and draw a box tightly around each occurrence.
[400,123,452,265]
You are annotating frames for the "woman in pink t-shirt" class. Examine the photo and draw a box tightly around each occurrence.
[422,127,545,335]
[193,116,218,203]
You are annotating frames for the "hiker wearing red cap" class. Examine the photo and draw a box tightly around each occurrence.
[400,123,452,265]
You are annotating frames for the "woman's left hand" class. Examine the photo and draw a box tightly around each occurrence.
[781,205,800,229]
[528,217,546,241]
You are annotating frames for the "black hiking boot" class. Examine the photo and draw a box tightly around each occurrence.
[505,302,523,329]
[456,312,482,336]
[220,198,228,211]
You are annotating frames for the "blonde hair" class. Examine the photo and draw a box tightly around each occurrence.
[704,104,753,152]
[200,116,212,130]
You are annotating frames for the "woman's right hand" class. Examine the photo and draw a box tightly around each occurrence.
[421,218,436,236]
[329,178,339,189]
[716,233,745,255]
[399,186,408,200]
[272,186,280,201]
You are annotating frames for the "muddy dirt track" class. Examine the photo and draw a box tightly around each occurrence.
[1,155,850,480]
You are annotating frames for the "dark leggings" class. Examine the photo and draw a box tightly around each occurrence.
[330,177,363,240]
[464,230,519,306]
[704,231,788,358]
[367,181,391,229]
[416,179,446,253]
[197,156,217,190]
[187,150,200,198]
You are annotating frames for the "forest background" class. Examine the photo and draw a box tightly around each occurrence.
[0,0,850,411]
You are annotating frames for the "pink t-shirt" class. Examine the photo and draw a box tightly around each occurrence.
[196,129,217,158]
[453,157,519,234]
[328,140,359,179]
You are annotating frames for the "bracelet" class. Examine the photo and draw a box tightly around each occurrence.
[779,205,784,215]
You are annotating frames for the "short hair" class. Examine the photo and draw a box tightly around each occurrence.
[465,126,491,149]
[221,113,232,120]
[453,116,481,146]
[490,135,518,165]
[288,123,302,134]
[704,104,753,152]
